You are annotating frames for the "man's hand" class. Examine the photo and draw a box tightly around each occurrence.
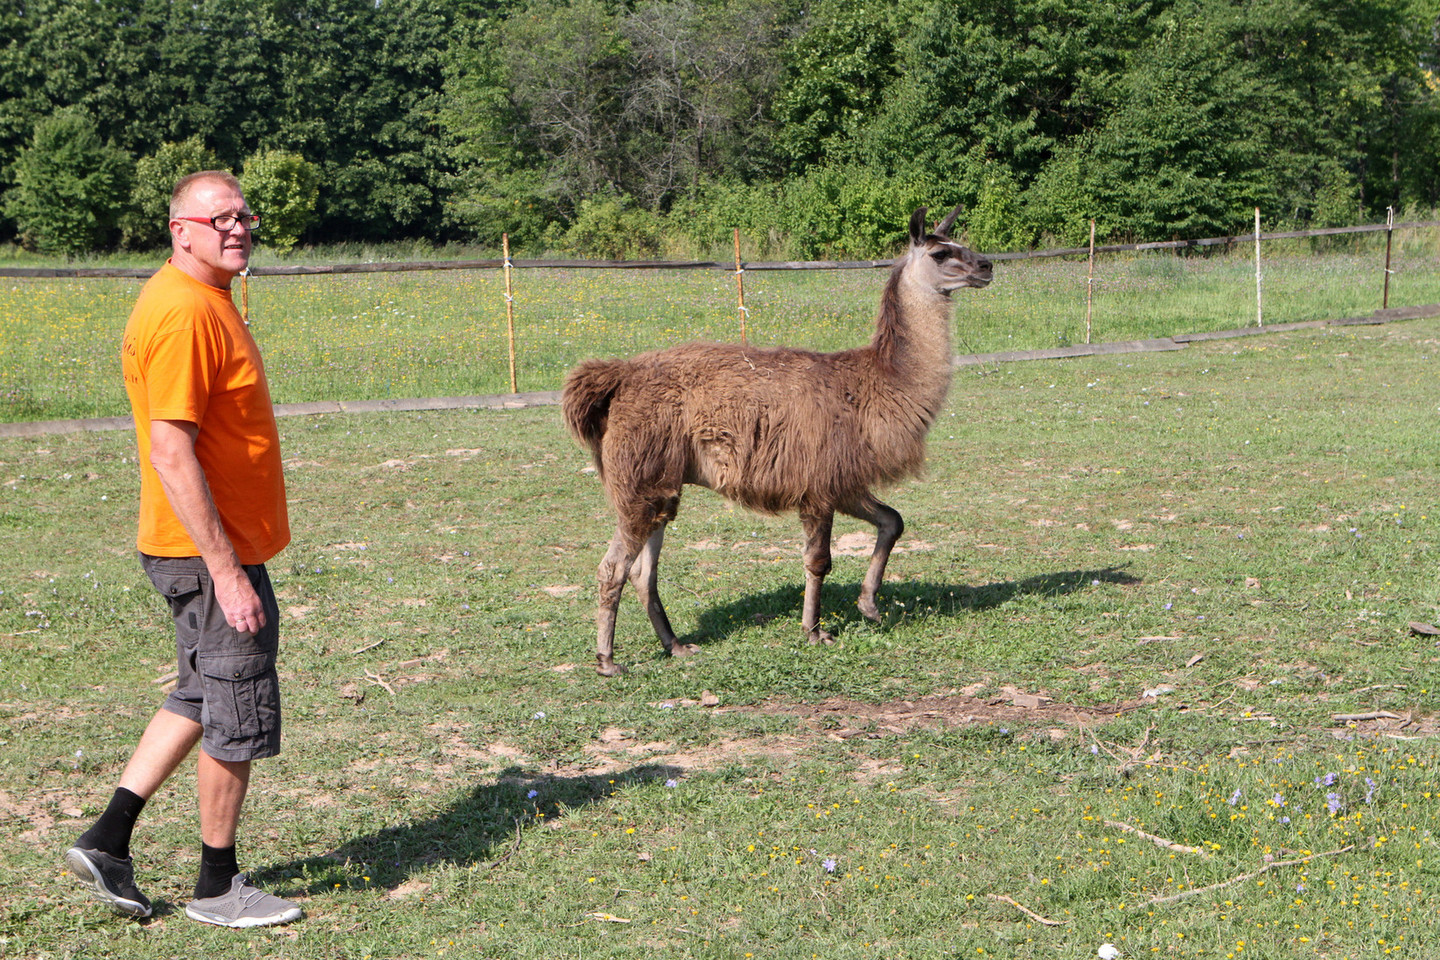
[149,419,265,632]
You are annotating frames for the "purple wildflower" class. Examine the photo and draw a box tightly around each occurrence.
[665,778,679,789]
[1272,792,1286,807]
[1315,772,1337,788]
[1326,792,1343,815]
[1364,778,1377,804]
[822,858,837,874]
[1228,789,1242,805]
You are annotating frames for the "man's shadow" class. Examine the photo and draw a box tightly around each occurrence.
[685,565,1142,646]
[256,763,681,894]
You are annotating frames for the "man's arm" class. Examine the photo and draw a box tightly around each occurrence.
[149,418,266,631]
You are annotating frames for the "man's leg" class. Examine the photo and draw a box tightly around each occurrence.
[192,751,249,898]
[186,749,300,928]
[66,708,201,918]
[120,708,203,799]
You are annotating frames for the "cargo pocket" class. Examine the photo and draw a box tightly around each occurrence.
[146,570,203,614]
[198,651,278,741]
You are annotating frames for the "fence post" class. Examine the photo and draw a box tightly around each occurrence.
[734,228,748,344]
[503,233,517,393]
[1085,219,1096,344]
[1254,208,1263,328]
[1382,206,1395,310]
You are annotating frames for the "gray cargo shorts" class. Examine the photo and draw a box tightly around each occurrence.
[140,554,282,762]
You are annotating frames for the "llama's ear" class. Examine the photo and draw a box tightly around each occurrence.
[909,207,929,245]
[935,204,963,238]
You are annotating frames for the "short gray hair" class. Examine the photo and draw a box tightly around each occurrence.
[170,171,243,219]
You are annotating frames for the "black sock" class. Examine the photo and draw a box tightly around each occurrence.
[76,787,146,860]
[194,843,240,899]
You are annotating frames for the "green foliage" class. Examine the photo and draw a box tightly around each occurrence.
[772,0,899,171]
[558,195,663,259]
[240,150,321,252]
[777,164,936,259]
[121,137,222,251]
[2,107,133,255]
[965,168,1032,253]
[1,0,1438,254]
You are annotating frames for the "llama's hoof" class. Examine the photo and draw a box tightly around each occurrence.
[807,629,835,646]
[669,643,701,658]
[858,597,881,622]
[596,656,627,677]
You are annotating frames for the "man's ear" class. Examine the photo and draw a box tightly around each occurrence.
[169,219,191,250]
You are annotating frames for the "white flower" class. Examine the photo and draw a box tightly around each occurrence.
[1098,945,1121,960]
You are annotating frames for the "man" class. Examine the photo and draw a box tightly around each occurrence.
[64,170,302,928]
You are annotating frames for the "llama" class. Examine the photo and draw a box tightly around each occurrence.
[562,206,993,676]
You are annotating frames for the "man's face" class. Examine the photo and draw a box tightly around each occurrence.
[171,180,253,282]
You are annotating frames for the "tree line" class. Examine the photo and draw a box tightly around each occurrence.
[2,0,1436,259]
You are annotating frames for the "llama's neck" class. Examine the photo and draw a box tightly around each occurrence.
[870,270,956,411]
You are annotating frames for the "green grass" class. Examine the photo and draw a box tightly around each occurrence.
[4,233,1440,422]
[2,316,1439,957]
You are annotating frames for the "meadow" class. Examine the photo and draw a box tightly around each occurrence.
[1,306,1438,958]
[2,230,1437,424]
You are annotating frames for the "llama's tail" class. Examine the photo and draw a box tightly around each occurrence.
[561,359,629,464]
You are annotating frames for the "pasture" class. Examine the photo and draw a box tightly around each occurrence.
[1,307,1438,958]
[3,235,1438,424]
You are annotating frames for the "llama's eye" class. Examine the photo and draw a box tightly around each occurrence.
[930,249,951,262]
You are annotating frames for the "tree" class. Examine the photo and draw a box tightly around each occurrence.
[4,107,133,254]
[772,0,900,171]
[618,0,792,204]
[1028,7,1277,243]
[122,137,223,250]
[436,10,556,247]
[240,150,320,252]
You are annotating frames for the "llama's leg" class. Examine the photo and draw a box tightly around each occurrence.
[595,530,644,677]
[628,526,699,658]
[840,498,904,622]
[799,509,835,645]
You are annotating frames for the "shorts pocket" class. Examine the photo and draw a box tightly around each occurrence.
[147,570,203,608]
[199,652,278,740]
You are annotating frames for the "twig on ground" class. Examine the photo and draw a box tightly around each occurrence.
[350,637,389,655]
[1143,845,1354,906]
[363,669,395,695]
[1104,820,1211,858]
[1333,711,1402,722]
[487,818,525,870]
[987,893,1065,926]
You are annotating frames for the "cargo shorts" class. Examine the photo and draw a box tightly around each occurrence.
[140,554,282,762]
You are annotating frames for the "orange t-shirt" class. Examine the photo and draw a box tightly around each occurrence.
[121,261,290,565]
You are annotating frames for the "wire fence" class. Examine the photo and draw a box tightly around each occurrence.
[2,213,1435,405]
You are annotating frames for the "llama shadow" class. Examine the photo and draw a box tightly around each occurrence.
[252,763,681,895]
[687,565,1141,645]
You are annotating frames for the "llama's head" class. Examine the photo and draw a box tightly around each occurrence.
[904,205,993,294]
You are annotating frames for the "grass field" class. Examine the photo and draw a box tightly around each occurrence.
[1,312,1438,958]
[3,232,1438,423]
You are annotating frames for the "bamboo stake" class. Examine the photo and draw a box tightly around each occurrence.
[1085,219,1096,344]
[734,228,748,344]
[1382,206,1395,310]
[1254,207,1263,328]
[240,268,250,325]
[503,233,517,394]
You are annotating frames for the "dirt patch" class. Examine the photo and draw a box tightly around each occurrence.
[754,690,1129,737]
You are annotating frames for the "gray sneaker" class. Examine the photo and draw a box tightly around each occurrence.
[185,873,302,928]
[63,846,153,918]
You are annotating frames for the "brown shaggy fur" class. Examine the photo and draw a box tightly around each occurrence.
[563,206,993,675]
